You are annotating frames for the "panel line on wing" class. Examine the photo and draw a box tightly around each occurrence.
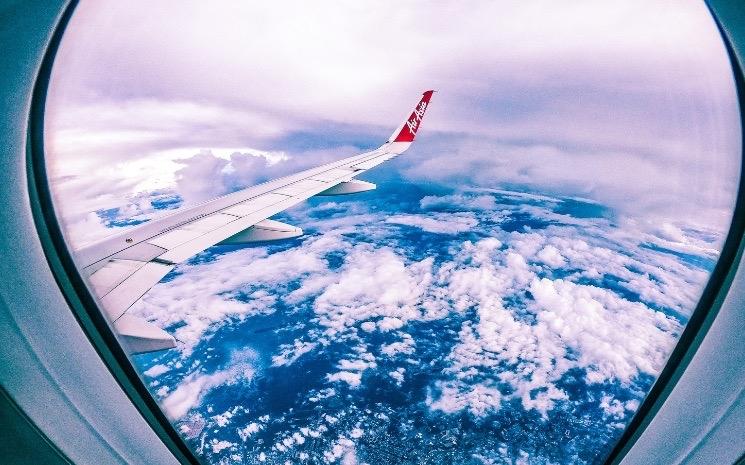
[100,262,175,321]
[310,168,356,182]
[275,179,329,196]
[222,192,290,217]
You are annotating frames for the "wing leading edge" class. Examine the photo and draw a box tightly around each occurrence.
[76,90,435,353]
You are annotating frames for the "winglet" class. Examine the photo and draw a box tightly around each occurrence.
[389,90,435,143]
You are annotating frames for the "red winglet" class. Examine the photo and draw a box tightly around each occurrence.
[392,90,435,143]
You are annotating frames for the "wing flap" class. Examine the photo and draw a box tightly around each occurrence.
[113,314,176,354]
[317,179,376,196]
[110,242,167,262]
[144,213,241,250]
[351,154,398,170]
[219,219,303,244]
[99,262,174,321]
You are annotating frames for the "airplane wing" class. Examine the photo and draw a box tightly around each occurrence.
[75,90,435,353]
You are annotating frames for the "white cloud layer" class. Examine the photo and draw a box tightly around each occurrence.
[133,197,704,424]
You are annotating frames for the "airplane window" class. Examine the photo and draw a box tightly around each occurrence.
[43,1,740,464]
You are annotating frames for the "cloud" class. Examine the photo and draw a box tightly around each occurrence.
[172,146,353,205]
[385,213,478,234]
[398,137,739,228]
[210,440,234,454]
[431,232,685,418]
[428,381,503,417]
[237,422,263,441]
[51,0,733,131]
[310,245,437,335]
[173,151,230,204]
[420,193,498,211]
[130,236,335,352]
[161,348,257,419]
[272,340,318,367]
[380,334,415,357]
[143,364,170,377]
[49,139,354,245]
[529,277,679,383]
[536,245,566,268]
[326,371,363,388]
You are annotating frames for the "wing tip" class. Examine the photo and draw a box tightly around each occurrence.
[391,90,435,143]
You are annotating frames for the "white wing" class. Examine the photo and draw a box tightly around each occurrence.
[75,91,435,353]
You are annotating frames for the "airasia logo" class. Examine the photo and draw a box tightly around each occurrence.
[405,101,428,135]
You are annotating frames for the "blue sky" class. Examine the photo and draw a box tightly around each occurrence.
[44,0,740,249]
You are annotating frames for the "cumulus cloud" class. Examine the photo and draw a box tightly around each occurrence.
[428,381,503,417]
[326,371,363,389]
[311,245,437,335]
[135,195,703,426]
[238,422,262,441]
[431,233,684,418]
[171,146,354,205]
[536,245,566,268]
[272,340,318,367]
[380,334,415,357]
[122,186,723,464]
[161,349,257,419]
[143,364,169,377]
[130,236,335,352]
[172,151,231,204]
[386,213,478,234]
[530,277,679,383]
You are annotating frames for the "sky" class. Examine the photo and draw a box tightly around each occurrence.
[45,0,740,247]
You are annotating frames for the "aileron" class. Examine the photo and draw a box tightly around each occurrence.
[99,261,174,322]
